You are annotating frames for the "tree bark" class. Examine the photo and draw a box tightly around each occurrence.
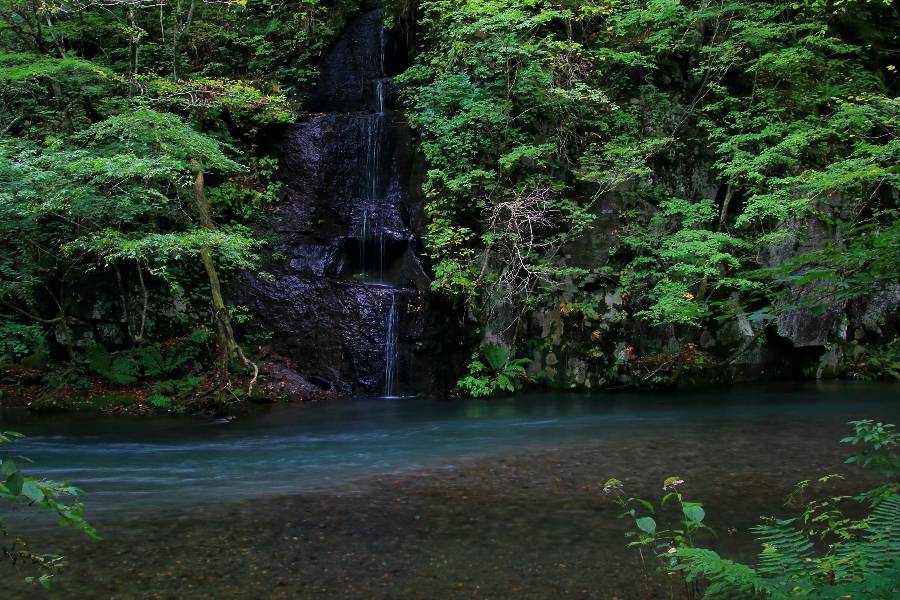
[42,8,66,59]
[191,162,257,395]
[718,183,734,232]
[135,260,148,343]
[172,0,196,79]
[113,262,135,346]
[128,4,141,97]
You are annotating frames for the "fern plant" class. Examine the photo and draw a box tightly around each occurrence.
[148,376,202,411]
[609,421,900,600]
[674,499,900,599]
[84,346,137,385]
[457,344,531,397]
[79,331,209,392]
[673,548,763,598]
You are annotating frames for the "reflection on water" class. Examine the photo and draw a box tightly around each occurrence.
[0,381,897,599]
[1,381,896,515]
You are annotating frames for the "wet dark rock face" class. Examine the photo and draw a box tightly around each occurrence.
[238,2,462,397]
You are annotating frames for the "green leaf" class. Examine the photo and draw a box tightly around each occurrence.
[1,457,18,476]
[630,498,655,513]
[21,479,45,503]
[683,503,706,524]
[4,470,24,495]
[636,516,657,535]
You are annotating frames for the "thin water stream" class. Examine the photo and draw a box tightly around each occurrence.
[0,382,897,598]
[383,290,398,397]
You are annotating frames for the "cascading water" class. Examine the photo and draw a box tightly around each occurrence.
[357,26,385,278]
[374,78,386,114]
[359,208,368,270]
[361,112,385,277]
[365,114,382,203]
[357,18,399,383]
[383,290,398,397]
[240,0,463,397]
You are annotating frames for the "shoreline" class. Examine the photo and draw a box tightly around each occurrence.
[3,376,898,418]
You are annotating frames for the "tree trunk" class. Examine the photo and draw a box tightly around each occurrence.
[192,166,234,370]
[172,0,196,79]
[718,183,734,232]
[128,5,140,97]
[42,9,66,59]
[113,262,135,346]
[135,260,148,343]
[200,246,232,375]
[191,162,257,394]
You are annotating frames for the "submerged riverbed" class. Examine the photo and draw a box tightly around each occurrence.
[1,381,897,598]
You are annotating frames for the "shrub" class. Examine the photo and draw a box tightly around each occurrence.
[606,421,900,599]
[457,344,531,397]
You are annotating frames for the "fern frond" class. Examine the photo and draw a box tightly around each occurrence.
[675,547,764,599]
[868,494,900,549]
[752,518,816,580]
[830,495,900,590]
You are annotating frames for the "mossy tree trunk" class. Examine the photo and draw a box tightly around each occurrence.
[191,162,258,395]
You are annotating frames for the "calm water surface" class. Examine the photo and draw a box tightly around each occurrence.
[0,381,897,599]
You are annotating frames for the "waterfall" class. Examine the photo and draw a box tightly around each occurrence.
[374,79,386,114]
[360,208,368,272]
[245,2,439,398]
[372,22,386,277]
[363,113,385,276]
[365,115,382,203]
[383,291,398,397]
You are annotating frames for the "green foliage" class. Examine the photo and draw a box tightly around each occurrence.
[81,328,209,391]
[608,421,900,599]
[0,51,113,135]
[137,333,208,378]
[144,76,297,126]
[604,475,712,557]
[149,376,202,410]
[673,548,764,598]
[0,0,356,387]
[674,502,900,599]
[0,107,258,379]
[208,157,283,223]
[1,0,896,388]
[0,319,45,361]
[402,0,899,367]
[843,420,900,476]
[842,419,900,500]
[845,341,900,382]
[85,346,137,385]
[457,344,531,397]
[622,198,756,326]
[1,431,98,588]
[398,0,618,306]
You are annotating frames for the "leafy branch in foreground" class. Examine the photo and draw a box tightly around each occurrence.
[1,431,98,589]
[605,420,900,599]
[842,419,900,501]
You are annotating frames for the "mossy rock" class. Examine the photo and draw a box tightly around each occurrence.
[31,390,138,413]
[20,353,50,369]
